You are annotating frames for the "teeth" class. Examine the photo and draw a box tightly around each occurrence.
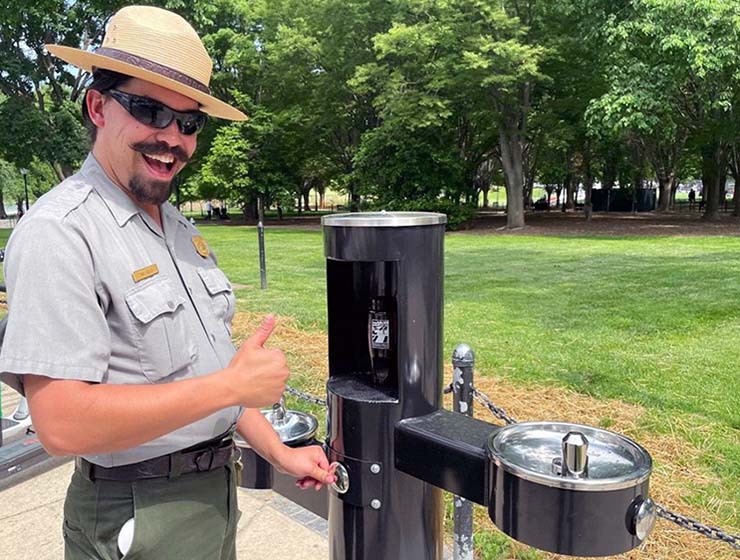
[145,153,174,164]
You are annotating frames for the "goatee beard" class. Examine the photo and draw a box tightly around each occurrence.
[129,174,172,205]
[127,140,189,206]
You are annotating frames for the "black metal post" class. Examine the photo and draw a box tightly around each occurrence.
[257,196,267,290]
[452,344,475,560]
[22,173,29,212]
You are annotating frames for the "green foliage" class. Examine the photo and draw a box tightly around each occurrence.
[366,196,476,230]
[0,159,23,214]
[0,96,88,172]
[0,1,130,176]
[587,0,740,209]
[1,0,738,222]
[351,0,547,216]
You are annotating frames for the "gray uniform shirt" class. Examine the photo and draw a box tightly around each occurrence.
[0,155,242,466]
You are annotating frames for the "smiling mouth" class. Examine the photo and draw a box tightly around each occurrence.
[141,152,176,175]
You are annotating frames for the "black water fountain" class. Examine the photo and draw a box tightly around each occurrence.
[238,212,657,559]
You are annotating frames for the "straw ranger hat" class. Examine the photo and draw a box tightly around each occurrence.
[46,5,247,121]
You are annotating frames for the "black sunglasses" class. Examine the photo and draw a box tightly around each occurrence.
[105,89,207,136]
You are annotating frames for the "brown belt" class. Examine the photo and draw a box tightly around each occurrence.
[75,432,237,482]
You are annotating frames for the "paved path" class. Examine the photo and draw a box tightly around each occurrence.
[0,459,329,559]
[0,386,329,559]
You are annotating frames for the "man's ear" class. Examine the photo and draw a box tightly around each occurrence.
[86,90,106,128]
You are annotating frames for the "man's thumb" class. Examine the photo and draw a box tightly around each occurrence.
[312,465,335,484]
[245,315,276,348]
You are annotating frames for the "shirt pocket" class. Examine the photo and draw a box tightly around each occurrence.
[197,267,236,335]
[124,275,196,382]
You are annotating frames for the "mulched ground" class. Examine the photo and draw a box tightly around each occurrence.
[466,210,740,237]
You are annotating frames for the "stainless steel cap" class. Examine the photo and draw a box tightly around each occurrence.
[321,211,447,227]
[488,421,652,491]
[263,409,318,445]
[258,401,319,445]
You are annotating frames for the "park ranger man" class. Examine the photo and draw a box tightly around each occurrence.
[0,6,334,559]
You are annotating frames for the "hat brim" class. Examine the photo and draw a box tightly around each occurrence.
[47,45,247,121]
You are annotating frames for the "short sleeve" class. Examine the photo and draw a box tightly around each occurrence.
[0,216,110,395]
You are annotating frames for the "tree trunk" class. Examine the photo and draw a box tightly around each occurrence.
[730,145,740,217]
[701,142,725,221]
[565,172,575,210]
[51,162,66,182]
[348,183,361,212]
[656,173,674,213]
[303,191,311,211]
[524,173,535,210]
[669,177,679,210]
[482,186,489,208]
[499,127,525,228]
[0,189,6,219]
[583,155,594,221]
[242,199,258,222]
[731,169,740,217]
[603,156,617,191]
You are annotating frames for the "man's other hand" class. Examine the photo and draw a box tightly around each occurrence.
[275,445,336,491]
[225,315,289,408]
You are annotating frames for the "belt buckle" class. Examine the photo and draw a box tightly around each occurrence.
[195,447,216,472]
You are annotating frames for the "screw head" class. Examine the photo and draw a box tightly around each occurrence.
[370,463,381,474]
[370,499,382,510]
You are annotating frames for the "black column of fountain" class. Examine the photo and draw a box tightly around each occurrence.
[323,212,446,560]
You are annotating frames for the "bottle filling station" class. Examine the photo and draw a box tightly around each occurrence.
[238,212,657,558]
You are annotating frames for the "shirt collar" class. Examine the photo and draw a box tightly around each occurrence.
[162,201,191,230]
[81,154,140,228]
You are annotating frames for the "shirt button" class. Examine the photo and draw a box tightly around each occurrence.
[210,333,216,342]
[167,300,175,309]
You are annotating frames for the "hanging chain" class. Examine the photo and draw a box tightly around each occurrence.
[471,387,518,425]
[285,385,327,407]
[656,504,740,550]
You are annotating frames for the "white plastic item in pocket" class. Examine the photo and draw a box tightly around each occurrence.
[117,517,135,556]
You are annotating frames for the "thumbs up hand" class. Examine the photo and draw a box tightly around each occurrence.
[225,315,289,408]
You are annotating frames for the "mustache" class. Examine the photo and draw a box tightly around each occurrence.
[130,141,191,164]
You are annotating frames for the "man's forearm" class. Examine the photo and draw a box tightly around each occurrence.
[25,315,289,457]
[236,408,289,469]
[25,371,237,456]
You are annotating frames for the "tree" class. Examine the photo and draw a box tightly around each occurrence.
[0,1,130,180]
[593,0,740,220]
[0,159,23,218]
[352,0,544,226]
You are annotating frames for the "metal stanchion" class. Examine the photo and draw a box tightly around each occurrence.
[257,196,267,289]
[452,344,475,560]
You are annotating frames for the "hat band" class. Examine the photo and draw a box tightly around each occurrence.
[96,47,210,95]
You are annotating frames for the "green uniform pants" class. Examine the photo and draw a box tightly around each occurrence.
[63,462,240,559]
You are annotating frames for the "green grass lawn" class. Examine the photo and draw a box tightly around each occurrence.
[201,224,740,532]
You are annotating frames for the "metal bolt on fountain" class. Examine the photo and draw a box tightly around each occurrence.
[237,212,657,559]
